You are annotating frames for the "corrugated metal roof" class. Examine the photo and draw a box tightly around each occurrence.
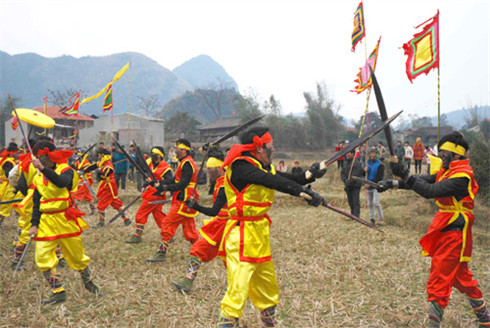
[197,116,241,130]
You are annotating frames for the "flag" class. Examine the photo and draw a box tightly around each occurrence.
[103,82,113,112]
[60,90,80,116]
[402,11,439,83]
[351,2,366,52]
[42,95,47,114]
[11,116,18,130]
[81,63,129,104]
[352,37,381,94]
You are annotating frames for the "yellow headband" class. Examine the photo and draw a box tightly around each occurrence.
[175,143,190,151]
[439,141,466,156]
[151,148,164,158]
[206,157,224,168]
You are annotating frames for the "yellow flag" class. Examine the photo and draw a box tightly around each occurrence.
[81,63,129,104]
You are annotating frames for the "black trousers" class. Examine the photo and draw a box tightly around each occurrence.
[114,172,127,190]
[414,160,422,173]
[345,186,361,218]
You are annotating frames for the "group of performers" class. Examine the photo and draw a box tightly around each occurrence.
[0,128,488,328]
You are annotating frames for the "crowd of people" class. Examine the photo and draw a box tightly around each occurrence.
[0,129,487,328]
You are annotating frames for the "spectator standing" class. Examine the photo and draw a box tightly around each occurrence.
[395,141,405,163]
[424,145,436,174]
[275,160,288,173]
[404,141,414,172]
[412,137,425,174]
[112,145,129,190]
[378,141,387,162]
[127,145,137,182]
[335,142,345,170]
[340,150,365,218]
[291,161,303,174]
[168,147,178,171]
[364,147,385,225]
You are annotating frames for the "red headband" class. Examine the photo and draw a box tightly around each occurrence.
[36,147,74,164]
[221,132,273,169]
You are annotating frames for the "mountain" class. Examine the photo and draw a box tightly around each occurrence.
[172,54,238,90]
[430,106,490,129]
[0,51,237,117]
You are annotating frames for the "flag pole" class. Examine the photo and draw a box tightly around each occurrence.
[43,96,48,136]
[128,61,131,145]
[437,11,441,142]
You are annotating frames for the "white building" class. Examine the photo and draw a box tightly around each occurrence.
[78,112,165,148]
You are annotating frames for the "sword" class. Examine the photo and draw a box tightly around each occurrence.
[352,176,382,189]
[79,175,98,201]
[112,138,153,182]
[300,193,384,233]
[0,198,23,205]
[108,195,141,224]
[13,236,33,277]
[305,111,402,179]
[131,139,157,183]
[148,199,172,205]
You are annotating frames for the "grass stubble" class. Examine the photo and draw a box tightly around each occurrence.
[1,163,489,328]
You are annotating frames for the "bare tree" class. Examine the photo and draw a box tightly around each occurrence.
[196,77,235,120]
[464,98,484,129]
[136,94,161,117]
[47,89,89,109]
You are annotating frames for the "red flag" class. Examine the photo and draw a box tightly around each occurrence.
[103,82,113,112]
[351,2,366,52]
[60,90,80,116]
[352,37,381,94]
[402,11,439,83]
[11,116,18,130]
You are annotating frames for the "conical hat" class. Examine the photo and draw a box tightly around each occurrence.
[12,108,55,129]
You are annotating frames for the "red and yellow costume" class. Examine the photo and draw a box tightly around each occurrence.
[0,150,18,220]
[420,159,481,308]
[73,155,94,202]
[159,155,200,243]
[191,175,230,262]
[96,155,123,212]
[134,159,172,229]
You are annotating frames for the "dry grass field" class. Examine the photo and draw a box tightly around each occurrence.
[1,159,489,328]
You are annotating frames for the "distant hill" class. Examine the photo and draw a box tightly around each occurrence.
[0,51,238,117]
[430,106,490,129]
[172,54,238,90]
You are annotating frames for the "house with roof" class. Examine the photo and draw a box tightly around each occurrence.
[77,112,165,148]
[197,116,242,143]
[4,106,94,148]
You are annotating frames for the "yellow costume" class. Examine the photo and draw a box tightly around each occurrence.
[0,156,17,219]
[33,162,89,274]
[219,156,279,319]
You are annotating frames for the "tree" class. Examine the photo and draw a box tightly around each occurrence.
[409,114,433,128]
[464,100,485,129]
[303,82,342,149]
[47,88,89,109]
[164,112,201,139]
[232,91,263,123]
[263,95,282,116]
[195,78,236,120]
[0,95,22,147]
[354,111,382,133]
[136,94,161,117]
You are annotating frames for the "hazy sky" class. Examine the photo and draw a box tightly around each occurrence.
[1,0,488,122]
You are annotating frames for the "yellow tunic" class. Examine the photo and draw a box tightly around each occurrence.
[33,163,88,241]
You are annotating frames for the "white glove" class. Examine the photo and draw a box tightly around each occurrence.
[8,164,20,189]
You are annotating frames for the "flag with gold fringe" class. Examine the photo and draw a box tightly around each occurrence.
[11,115,18,130]
[402,11,439,83]
[351,1,366,52]
[81,63,129,104]
[352,36,381,94]
[103,82,113,112]
[60,90,80,116]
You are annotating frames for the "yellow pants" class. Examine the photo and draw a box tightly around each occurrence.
[14,197,33,245]
[35,236,90,272]
[220,225,279,318]
[0,183,16,218]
